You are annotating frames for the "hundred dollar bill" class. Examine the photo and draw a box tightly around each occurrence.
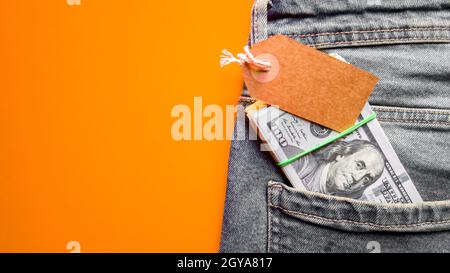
[246,101,423,203]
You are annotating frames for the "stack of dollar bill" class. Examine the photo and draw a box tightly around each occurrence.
[246,100,423,204]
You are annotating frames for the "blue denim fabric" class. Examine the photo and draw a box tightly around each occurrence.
[221,0,450,253]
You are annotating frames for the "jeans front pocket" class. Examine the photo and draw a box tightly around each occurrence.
[268,182,450,253]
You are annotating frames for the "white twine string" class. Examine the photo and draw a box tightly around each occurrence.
[220,46,271,71]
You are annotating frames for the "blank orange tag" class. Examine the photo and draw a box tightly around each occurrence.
[242,35,379,132]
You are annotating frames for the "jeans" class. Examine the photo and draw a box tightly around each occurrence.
[220,0,450,253]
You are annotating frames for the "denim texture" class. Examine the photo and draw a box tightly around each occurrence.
[221,0,450,253]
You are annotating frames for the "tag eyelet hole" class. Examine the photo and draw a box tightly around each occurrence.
[250,53,279,83]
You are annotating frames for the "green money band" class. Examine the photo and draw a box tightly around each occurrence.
[277,112,377,168]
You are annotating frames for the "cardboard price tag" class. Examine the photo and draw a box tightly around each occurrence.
[242,35,379,132]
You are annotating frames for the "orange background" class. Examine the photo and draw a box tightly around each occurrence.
[0,0,252,252]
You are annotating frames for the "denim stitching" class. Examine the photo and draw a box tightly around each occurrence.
[373,107,450,115]
[287,27,450,38]
[374,106,450,125]
[308,37,450,47]
[238,98,450,124]
[253,0,258,45]
[269,185,450,228]
[267,185,273,252]
[269,204,450,229]
[377,118,450,125]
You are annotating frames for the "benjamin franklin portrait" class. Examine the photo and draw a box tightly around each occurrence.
[293,139,385,199]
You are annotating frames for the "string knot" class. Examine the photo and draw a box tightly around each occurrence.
[220,46,271,72]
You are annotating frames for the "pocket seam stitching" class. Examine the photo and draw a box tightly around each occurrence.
[373,107,450,115]
[267,183,273,253]
[269,203,450,229]
[287,27,450,38]
[377,118,450,125]
[307,37,450,47]
[269,185,450,228]
[253,0,258,45]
